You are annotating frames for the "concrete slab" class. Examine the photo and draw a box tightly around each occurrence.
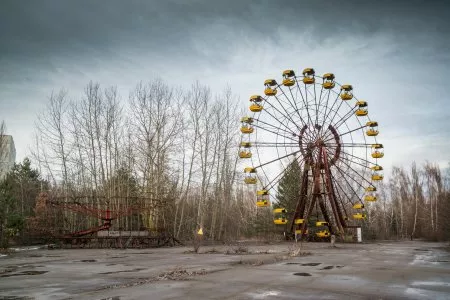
[0,241,449,299]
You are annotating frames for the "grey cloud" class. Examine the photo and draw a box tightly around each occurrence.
[1,0,449,64]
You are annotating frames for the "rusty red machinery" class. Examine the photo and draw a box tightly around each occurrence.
[29,192,181,248]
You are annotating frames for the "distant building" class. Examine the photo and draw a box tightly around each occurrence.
[0,135,16,179]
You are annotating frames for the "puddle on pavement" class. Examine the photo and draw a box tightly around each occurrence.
[301,263,321,266]
[1,270,48,277]
[99,268,145,275]
[414,248,430,252]
[80,259,97,262]
[293,272,312,276]
[321,266,334,270]
[0,297,34,300]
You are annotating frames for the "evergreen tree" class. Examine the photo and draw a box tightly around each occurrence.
[0,158,46,247]
[275,160,303,214]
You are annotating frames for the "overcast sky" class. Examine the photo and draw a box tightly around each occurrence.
[1,0,449,175]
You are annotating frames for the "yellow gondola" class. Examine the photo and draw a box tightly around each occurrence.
[371,144,384,158]
[353,213,366,220]
[316,221,328,227]
[322,73,335,89]
[239,151,252,158]
[370,165,383,181]
[294,218,304,224]
[353,203,364,209]
[355,101,368,116]
[371,165,383,171]
[240,142,252,148]
[244,167,256,173]
[372,174,384,181]
[366,186,377,192]
[316,230,330,238]
[340,84,353,100]
[302,68,315,84]
[250,95,263,102]
[274,217,287,225]
[264,79,277,96]
[366,121,379,136]
[241,116,254,124]
[250,103,263,112]
[257,189,269,196]
[364,195,377,202]
[295,229,308,235]
[282,70,296,86]
[244,177,257,184]
[240,125,254,134]
[257,200,270,207]
[273,208,287,214]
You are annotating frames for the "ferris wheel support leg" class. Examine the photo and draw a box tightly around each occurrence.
[290,165,310,234]
[321,147,346,237]
[318,195,334,235]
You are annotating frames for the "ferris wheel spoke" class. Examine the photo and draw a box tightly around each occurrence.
[329,171,356,207]
[326,143,372,148]
[325,124,367,140]
[255,118,298,137]
[254,150,301,169]
[294,80,314,128]
[262,98,303,135]
[339,148,375,167]
[321,91,340,128]
[271,93,305,133]
[335,155,374,187]
[279,86,308,128]
[263,155,306,191]
[328,99,346,129]
[251,123,299,143]
[253,142,298,147]
[338,153,370,171]
[333,163,366,201]
[332,106,358,129]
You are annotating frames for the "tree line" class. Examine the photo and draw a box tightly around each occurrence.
[1,79,449,247]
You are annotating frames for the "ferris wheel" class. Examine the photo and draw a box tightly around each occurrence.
[239,68,384,239]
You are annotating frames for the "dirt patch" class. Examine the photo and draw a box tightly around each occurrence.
[225,246,249,255]
[293,272,312,276]
[98,267,209,290]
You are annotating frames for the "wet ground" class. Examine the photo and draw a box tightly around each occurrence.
[0,241,449,299]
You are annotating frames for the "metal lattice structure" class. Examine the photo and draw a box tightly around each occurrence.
[239,68,383,240]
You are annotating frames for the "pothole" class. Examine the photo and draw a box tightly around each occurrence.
[293,272,312,276]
